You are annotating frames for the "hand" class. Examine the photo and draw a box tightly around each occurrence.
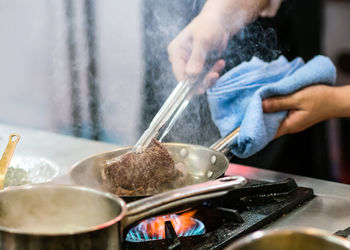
[167,0,273,93]
[167,12,227,92]
[262,85,338,138]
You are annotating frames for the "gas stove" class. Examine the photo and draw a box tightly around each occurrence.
[123,178,314,249]
[2,123,350,250]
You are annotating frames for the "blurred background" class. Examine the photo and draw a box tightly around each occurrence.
[0,0,349,182]
[0,0,144,144]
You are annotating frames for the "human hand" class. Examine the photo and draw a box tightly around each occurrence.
[262,85,337,138]
[167,13,227,93]
[167,0,274,94]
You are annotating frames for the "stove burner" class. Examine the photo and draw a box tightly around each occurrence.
[126,210,205,242]
[123,178,314,250]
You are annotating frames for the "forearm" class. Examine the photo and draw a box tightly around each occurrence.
[331,85,350,118]
[200,0,270,38]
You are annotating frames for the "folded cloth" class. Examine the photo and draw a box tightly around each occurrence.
[207,55,336,158]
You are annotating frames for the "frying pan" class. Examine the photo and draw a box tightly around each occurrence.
[70,128,239,201]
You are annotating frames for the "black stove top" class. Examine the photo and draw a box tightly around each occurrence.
[123,178,314,250]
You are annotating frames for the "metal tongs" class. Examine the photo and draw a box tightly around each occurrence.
[133,54,219,153]
[133,78,198,153]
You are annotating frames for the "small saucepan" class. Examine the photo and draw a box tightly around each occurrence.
[0,175,246,250]
[69,128,240,201]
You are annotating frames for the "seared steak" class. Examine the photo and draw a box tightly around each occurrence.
[102,139,182,196]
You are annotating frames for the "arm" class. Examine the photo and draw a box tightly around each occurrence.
[262,84,350,138]
[167,0,282,90]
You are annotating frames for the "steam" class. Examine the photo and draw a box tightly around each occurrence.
[140,2,280,146]
[223,23,280,68]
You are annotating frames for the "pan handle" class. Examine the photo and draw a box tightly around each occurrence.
[122,175,246,228]
[210,127,240,155]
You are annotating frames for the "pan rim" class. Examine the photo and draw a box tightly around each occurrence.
[0,184,127,236]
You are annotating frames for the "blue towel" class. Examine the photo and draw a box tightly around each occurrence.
[207,55,336,158]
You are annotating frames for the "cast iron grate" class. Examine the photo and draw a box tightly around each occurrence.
[123,178,314,250]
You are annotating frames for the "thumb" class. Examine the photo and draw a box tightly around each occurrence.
[185,40,207,78]
[273,110,299,138]
[262,95,297,113]
[274,122,288,139]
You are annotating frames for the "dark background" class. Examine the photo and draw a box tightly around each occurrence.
[140,0,350,182]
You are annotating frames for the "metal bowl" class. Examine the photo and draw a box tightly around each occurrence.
[4,156,59,188]
[226,228,350,250]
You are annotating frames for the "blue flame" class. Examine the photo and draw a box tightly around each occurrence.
[126,214,205,242]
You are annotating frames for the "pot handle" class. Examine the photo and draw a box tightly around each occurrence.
[0,134,21,189]
[123,175,246,228]
[210,127,240,156]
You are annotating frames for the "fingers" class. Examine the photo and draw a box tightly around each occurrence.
[260,0,283,17]
[167,41,189,81]
[212,59,226,74]
[273,111,297,139]
[262,94,299,113]
[262,94,301,138]
[273,110,310,139]
[203,59,226,87]
[185,40,207,78]
[196,72,220,95]
[169,54,187,82]
[274,122,293,139]
[196,59,226,94]
[274,125,285,139]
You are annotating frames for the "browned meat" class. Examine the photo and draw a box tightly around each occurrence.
[102,139,183,196]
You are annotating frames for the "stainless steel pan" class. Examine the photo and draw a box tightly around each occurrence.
[226,228,350,250]
[0,176,246,250]
[69,128,239,200]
